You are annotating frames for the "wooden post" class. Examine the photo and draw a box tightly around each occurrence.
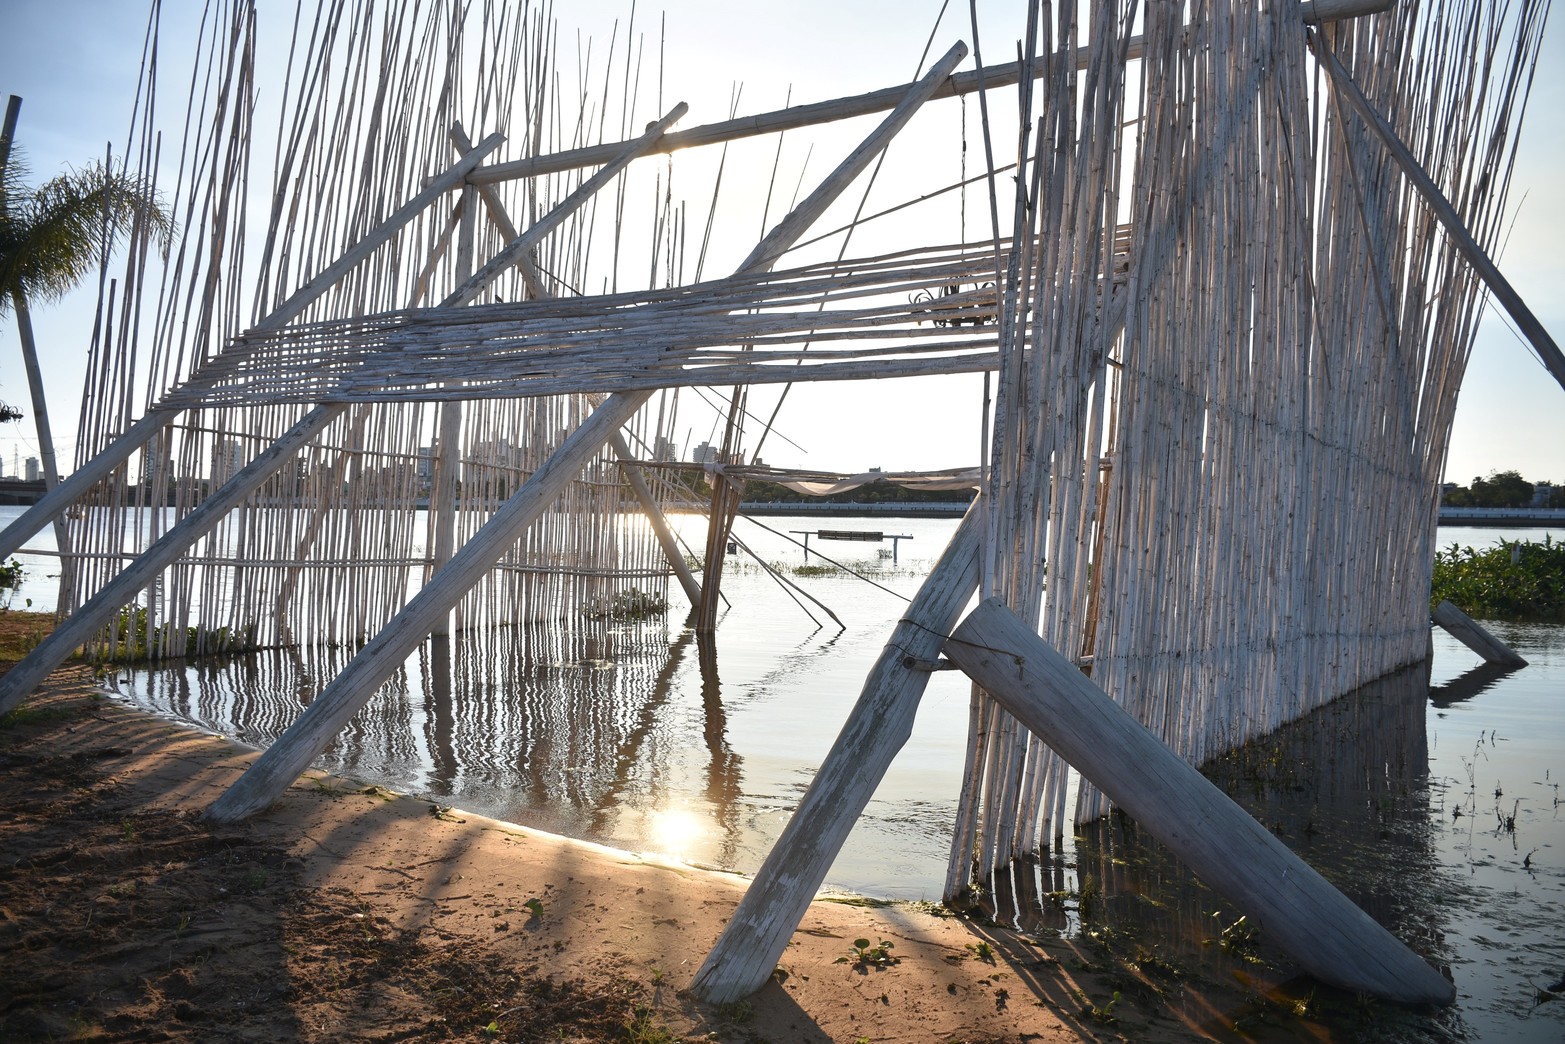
[1431,600,1528,668]
[1309,29,1565,393]
[941,598,1456,1006]
[690,507,981,1004]
[208,43,970,821]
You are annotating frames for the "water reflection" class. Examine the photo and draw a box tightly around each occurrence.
[119,617,748,856]
[976,663,1459,1038]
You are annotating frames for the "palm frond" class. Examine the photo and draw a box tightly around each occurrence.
[0,154,174,315]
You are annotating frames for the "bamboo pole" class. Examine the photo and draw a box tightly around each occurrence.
[1308,28,1565,393]
[691,506,981,1004]
[0,131,508,568]
[0,403,343,718]
[943,598,1455,1006]
[208,41,970,822]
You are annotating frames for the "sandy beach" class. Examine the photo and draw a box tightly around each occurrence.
[0,614,1286,1042]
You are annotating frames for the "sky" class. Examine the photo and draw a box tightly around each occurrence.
[1,0,1562,487]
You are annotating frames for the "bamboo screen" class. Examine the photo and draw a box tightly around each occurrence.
[66,0,688,657]
[949,0,1547,893]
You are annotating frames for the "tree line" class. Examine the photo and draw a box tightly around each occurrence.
[1441,470,1563,509]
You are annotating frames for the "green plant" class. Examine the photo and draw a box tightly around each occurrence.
[91,605,259,663]
[1081,989,1121,1024]
[1214,913,1260,960]
[791,563,841,577]
[1430,536,1565,621]
[837,937,899,968]
[581,587,669,621]
[968,940,995,963]
[622,1005,676,1043]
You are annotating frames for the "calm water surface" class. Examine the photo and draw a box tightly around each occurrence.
[7,507,1560,1040]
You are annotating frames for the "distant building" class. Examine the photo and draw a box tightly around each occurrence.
[691,440,718,464]
[24,457,41,482]
[211,440,244,484]
[653,436,676,462]
[1535,482,1555,507]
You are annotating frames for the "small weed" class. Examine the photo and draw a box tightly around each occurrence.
[718,999,753,1024]
[1213,913,1261,961]
[623,1005,676,1043]
[244,866,270,892]
[1081,989,1121,1024]
[480,1020,500,1037]
[968,940,996,963]
[1078,874,1102,923]
[120,818,138,842]
[792,564,841,578]
[524,897,544,918]
[837,937,899,968]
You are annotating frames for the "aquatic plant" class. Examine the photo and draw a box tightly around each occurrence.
[1430,536,1564,621]
[91,605,259,663]
[580,587,668,621]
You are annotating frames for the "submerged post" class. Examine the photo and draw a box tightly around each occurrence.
[942,598,1455,1005]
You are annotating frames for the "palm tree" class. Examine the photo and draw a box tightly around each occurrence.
[1,94,171,490]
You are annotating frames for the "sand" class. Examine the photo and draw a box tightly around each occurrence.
[0,618,1242,1042]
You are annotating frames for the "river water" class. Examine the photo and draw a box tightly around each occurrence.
[4,508,1561,1040]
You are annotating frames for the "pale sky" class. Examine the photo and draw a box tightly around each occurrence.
[1,0,1561,486]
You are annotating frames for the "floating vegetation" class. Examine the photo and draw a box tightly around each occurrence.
[1431,536,1565,621]
[580,587,668,622]
[90,606,259,664]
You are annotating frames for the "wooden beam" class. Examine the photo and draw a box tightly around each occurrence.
[691,506,981,1004]
[467,1,1391,186]
[450,104,688,305]
[1308,28,1565,394]
[208,40,970,822]
[1432,599,1528,667]
[941,598,1456,1005]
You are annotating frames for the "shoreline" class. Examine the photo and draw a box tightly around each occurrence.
[0,646,1226,1042]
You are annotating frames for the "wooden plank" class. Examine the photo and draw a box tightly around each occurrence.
[941,598,1456,1005]
[1308,29,1565,394]
[1432,599,1528,668]
[691,507,982,1004]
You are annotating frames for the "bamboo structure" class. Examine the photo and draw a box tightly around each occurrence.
[0,0,1555,1007]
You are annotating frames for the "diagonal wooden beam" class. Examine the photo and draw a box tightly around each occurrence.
[1308,28,1565,393]
[691,505,981,1004]
[207,40,971,824]
[942,598,1455,1005]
